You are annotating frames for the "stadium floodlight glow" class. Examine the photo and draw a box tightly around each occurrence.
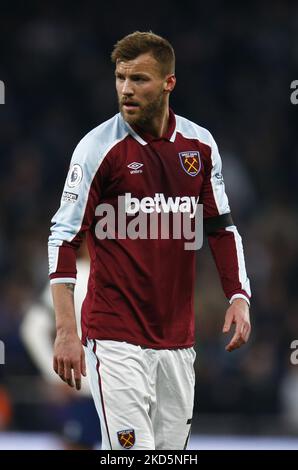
[0,340,5,365]
[0,80,4,104]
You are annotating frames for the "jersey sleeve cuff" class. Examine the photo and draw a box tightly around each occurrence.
[50,277,76,285]
[229,293,250,307]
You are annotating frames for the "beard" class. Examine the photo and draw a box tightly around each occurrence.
[119,91,164,128]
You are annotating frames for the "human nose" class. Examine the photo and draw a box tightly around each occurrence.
[122,79,134,96]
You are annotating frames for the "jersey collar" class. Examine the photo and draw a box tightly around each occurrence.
[122,108,177,146]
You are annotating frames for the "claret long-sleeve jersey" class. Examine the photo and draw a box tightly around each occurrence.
[48,109,251,349]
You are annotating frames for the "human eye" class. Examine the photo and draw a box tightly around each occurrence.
[132,75,149,83]
[116,73,125,81]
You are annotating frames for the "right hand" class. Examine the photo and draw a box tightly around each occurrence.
[53,330,86,390]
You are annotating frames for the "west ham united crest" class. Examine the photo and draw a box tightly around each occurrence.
[117,429,135,449]
[179,151,201,177]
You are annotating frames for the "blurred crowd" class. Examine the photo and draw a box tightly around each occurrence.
[0,0,297,441]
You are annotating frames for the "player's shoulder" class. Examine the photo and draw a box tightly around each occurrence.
[72,113,128,164]
[175,113,215,148]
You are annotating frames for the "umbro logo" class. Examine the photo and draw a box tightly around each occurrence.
[127,162,143,174]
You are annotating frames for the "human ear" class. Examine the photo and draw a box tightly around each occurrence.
[164,75,176,93]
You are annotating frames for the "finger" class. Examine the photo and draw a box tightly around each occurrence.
[232,318,245,338]
[238,321,250,342]
[224,316,243,349]
[64,360,74,388]
[242,323,251,343]
[53,356,58,374]
[225,330,245,352]
[226,338,244,352]
[58,359,65,382]
[81,350,87,377]
[235,318,244,334]
[226,332,248,351]
[73,362,82,390]
[223,312,233,333]
[67,376,74,387]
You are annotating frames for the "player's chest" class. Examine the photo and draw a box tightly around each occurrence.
[107,139,207,199]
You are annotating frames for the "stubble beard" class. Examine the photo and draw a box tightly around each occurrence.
[119,92,165,129]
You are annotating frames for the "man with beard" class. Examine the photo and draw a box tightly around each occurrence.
[48,31,251,450]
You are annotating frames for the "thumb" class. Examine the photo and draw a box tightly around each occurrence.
[223,311,233,333]
[81,349,87,377]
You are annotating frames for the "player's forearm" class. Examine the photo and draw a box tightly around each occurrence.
[51,283,77,334]
[208,226,251,302]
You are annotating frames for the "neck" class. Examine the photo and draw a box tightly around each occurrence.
[150,107,170,138]
[137,106,170,139]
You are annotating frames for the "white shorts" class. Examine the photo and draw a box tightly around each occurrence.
[84,339,196,450]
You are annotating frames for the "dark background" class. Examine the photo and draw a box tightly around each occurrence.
[0,0,297,442]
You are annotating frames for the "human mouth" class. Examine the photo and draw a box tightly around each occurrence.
[122,101,139,111]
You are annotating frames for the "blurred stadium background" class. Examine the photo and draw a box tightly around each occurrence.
[0,0,298,450]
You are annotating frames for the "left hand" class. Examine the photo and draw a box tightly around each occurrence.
[222,298,251,352]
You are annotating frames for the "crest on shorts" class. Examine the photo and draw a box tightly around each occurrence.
[179,151,201,177]
[117,429,135,449]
